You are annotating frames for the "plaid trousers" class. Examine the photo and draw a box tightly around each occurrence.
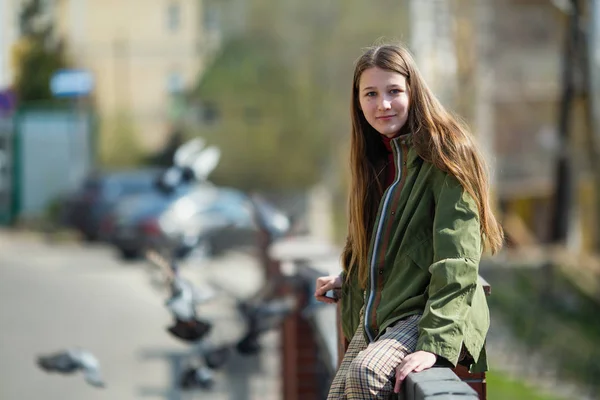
[327,313,421,400]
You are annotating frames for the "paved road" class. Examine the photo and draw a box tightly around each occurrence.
[0,230,281,400]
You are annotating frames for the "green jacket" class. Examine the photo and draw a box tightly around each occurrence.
[341,134,490,372]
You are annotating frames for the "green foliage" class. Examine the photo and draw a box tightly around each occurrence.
[485,267,600,394]
[191,36,328,191]
[13,40,67,102]
[12,0,68,103]
[487,370,566,400]
[189,0,411,194]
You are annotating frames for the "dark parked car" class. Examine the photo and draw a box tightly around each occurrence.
[107,184,290,260]
[157,185,258,254]
[105,184,196,259]
[63,169,162,241]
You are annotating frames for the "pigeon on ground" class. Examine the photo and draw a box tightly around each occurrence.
[203,345,230,370]
[236,332,262,355]
[243,295,297,335]
[236,296,297,355]
[179,366,214,390]
[36,348,105,388]
[166,317,212,343]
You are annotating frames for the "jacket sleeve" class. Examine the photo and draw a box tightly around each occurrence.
[415,174,482,366]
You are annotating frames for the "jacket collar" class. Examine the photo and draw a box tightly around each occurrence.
[380,133,412,152]
[393,134,421,169]
[391,132,412,146]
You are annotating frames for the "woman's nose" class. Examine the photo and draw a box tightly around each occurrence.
[378,99,392,110]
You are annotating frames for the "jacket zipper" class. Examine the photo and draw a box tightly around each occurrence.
[364,139,403,342]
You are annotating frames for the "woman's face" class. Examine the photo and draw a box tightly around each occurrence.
[358,67,410,139]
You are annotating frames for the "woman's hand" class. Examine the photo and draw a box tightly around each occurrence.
[394,351,437,393]
[314,275,342,304]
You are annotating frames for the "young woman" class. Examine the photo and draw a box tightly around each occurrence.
[314,43,504,399]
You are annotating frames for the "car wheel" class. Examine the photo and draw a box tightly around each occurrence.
[83,232,98,242]
[119,248,139,260]
[175,245,192,259]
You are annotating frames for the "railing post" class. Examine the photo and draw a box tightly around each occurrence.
[261,233,323,400]
[281,290,300,400]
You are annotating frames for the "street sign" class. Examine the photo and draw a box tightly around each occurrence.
[0,116,12,225]
[50,69,94,98]
[0,88,16,115]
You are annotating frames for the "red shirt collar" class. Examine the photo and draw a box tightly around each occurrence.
[381,134,399,153]
[381,132,412,152]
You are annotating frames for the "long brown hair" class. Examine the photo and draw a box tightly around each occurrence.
[343,43,504,288]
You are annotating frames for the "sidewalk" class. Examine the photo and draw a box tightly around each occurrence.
[0,229,281,400]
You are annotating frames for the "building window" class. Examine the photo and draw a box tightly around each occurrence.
[167,2,181,33]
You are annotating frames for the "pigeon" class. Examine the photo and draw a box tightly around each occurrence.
[146,250,215,322]
[174,138,205,168]
[155,138,221,193]
[203,345,230,370]
[235,296,297,356]
[173,138,221,182]
[243,296,297,335]
[179,366,214,390]
[236,332,262,355]
[36,349,105,388]
[165,277,197,321]
[166,317,212,343]
[165,277,214,321]
[155,138,205,193]
[188,145,220,181]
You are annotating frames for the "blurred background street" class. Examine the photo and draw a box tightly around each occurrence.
[0,229,281,400]
[1,0,600,399]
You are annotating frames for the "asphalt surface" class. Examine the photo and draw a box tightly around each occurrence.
[0,230,281,400]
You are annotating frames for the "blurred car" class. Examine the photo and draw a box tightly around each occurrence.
[205,193,292,257]
[106,184,197,259]
[158,186,258,254]
[62,168,162,241]
[108,184,290,260]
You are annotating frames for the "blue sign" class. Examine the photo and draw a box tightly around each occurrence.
[50,69,94,98]
[0,89,16,115]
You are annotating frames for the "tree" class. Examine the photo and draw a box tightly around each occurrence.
[12,0,68,103]
[191,36,328,191]
[190,0,411,193]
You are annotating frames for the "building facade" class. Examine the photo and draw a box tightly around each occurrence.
[53,0,221,149]
[0,0,23,90]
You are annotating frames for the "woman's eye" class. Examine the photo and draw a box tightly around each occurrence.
[366,92,377,97]
[390,89,402,94]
